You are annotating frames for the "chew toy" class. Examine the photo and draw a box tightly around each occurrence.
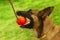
[16,16,26,25]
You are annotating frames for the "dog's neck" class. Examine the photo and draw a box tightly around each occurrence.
[42,16,54,34]
[41,16,60,40]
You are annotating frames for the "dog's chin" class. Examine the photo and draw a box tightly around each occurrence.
[20,25,26,28]
[20,25,33,29]
[20,22,33,29]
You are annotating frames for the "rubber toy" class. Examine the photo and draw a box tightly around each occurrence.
[16,16,26,25]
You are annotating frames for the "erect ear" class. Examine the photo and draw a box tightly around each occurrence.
[38,6,54,20]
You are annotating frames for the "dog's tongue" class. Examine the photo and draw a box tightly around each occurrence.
[16,16,26,25]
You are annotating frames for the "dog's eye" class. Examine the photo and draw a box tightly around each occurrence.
[24,18,30,25]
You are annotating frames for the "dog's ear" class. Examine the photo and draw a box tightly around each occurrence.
[38,6,54,20]
[36,7,54,38]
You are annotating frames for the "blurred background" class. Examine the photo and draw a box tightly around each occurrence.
[0,0,60,40]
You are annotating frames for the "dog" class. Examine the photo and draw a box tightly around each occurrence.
[16,6,60,40]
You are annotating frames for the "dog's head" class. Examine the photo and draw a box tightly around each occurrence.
[16,7,54,28]
[16,6,54,38]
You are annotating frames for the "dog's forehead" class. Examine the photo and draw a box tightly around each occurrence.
[32,10,39,16]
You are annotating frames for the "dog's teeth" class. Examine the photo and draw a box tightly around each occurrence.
[24,22,30,25]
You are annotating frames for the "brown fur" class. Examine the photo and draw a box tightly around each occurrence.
[40,16,60,40]
[31,7,60,40]
[16,6,60,40]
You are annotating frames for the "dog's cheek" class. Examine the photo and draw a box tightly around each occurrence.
[31,15,40,38]
[31,15,39,29]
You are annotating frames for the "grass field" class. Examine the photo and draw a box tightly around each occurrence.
[0,0,60,40]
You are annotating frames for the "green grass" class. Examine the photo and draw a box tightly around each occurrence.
[0,0,60,40]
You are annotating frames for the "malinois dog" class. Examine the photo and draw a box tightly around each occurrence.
[16,6,60,40]
[9,1,60,40]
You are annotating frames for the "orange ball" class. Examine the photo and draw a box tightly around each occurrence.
[16,16,26,25]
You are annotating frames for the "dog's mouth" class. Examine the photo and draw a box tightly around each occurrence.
[20,22,30,28]
[20,18,31,28]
